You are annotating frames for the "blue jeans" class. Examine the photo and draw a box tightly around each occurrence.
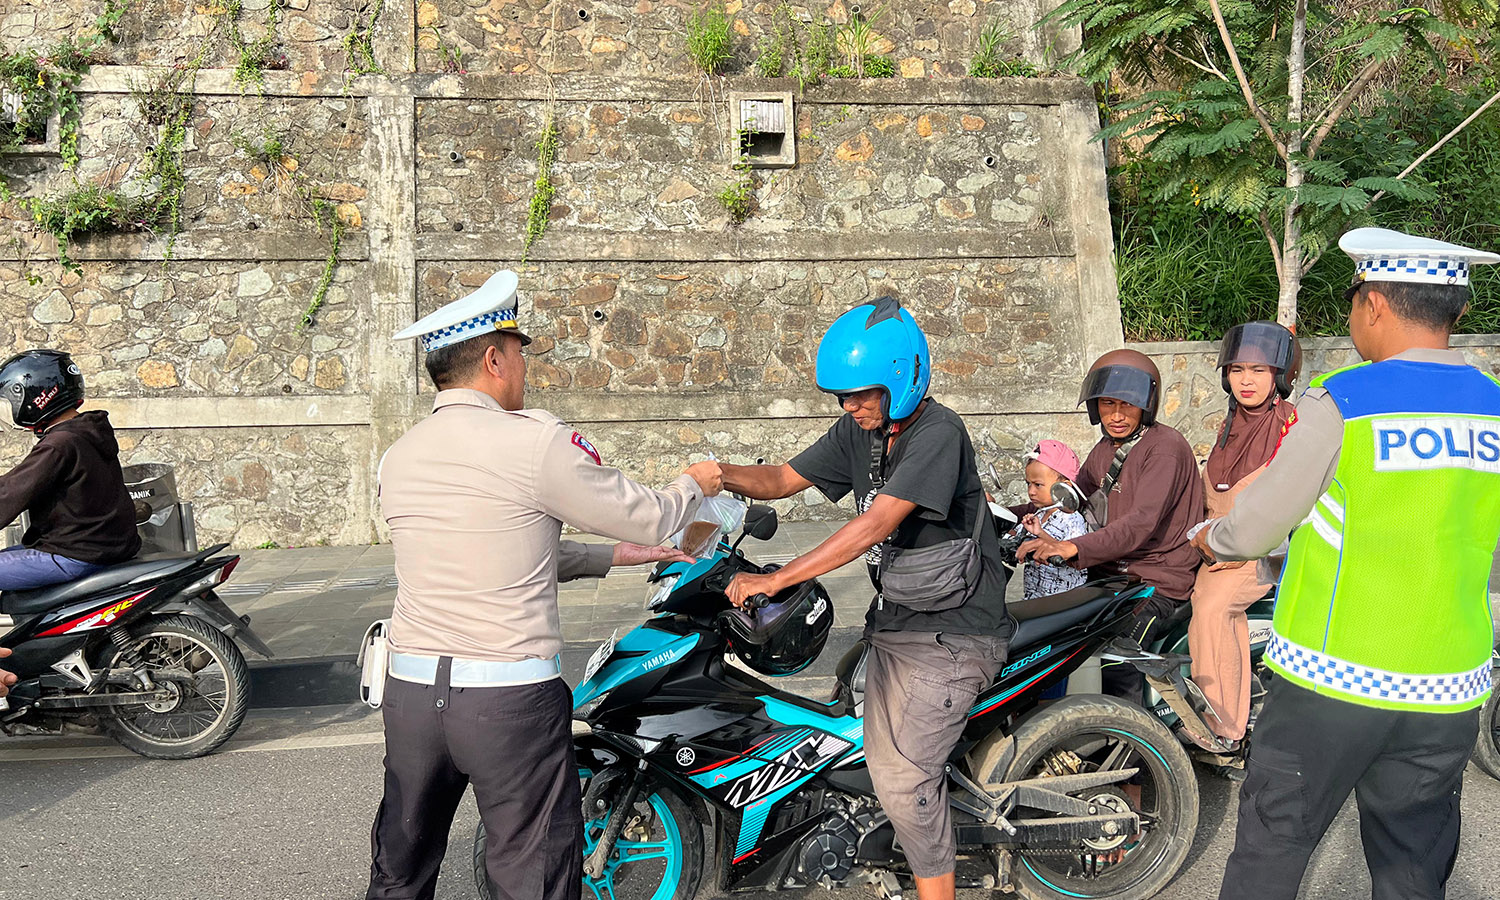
[0,545,105,591]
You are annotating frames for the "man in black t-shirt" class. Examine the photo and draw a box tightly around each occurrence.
[723,297,1011,900]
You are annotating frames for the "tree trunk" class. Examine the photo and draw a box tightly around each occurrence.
[1277,0,1310,329]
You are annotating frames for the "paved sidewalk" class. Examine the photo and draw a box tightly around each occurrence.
[223,522,876,661]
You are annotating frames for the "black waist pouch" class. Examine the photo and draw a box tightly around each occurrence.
[877,507,984,613]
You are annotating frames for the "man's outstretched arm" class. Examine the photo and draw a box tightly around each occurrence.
[721,462,814,501]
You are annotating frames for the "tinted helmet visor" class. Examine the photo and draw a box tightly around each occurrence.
[1078,364,1156,411]
[1218,321,1294,371]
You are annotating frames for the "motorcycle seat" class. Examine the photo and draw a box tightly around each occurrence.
[0,552,201,617]
[1009,579,1133,649]
[1008,577,1131,622]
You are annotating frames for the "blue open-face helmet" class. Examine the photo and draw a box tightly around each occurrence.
[814,296,931,422]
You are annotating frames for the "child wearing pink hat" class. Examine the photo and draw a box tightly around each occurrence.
[1021,440,1088,601]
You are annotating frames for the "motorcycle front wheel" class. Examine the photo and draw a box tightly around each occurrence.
[1004,694,1199,900]
[474,766,704,900]
[100,614,251,759]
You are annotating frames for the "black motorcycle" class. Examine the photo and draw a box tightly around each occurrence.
[1473,646,1500,780]
[0,543,271,758]
[475,505,1200,900]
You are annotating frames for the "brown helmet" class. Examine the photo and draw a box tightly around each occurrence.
[1217,321,1302,399]
[1078,348,1161,426]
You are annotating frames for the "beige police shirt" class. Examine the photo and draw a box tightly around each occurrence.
[379,388,705,663]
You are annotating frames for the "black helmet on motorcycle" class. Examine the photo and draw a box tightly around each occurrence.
[1077,348,1161,427]
[718,578,833,677]
[1217,321,1302,399]
[0,349,85,430]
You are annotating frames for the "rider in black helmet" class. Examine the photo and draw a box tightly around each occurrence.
[0,350,141,590]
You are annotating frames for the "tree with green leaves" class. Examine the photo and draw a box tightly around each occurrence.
[1050,0,1499,327]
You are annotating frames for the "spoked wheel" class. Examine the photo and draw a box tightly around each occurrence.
[473,766,703,900]
[1005,695,1199,900]
[1473,668,1500,780]
[101,614,250,759]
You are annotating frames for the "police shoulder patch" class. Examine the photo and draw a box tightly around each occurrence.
[571,431,602,465]
[1268,407,1298,462]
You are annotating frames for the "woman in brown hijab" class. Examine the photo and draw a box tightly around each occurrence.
[1190,321,1300,745]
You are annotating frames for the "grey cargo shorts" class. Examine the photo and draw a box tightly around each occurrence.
[863,630,1007,878]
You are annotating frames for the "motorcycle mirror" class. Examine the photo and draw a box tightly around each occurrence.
[743,504,778,541]
[1049,482,1083,514]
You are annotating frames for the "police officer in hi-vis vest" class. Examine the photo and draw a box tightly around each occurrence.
[1191,228,1500,900]
[369,270,723,900]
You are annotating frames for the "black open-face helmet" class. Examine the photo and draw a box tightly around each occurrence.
[1217,321,1302,399]
[717,577,833,677]
[0,349,85,430]
[1078,348,1161,426]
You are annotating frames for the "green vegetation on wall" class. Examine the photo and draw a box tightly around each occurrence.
[521,112,560,264]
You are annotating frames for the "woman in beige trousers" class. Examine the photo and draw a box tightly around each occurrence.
[1189,322,1300,744]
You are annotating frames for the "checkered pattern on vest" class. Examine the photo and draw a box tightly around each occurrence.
[1269,633,1492,707]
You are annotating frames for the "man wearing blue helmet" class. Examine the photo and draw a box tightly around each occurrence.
[722,296,1011,900]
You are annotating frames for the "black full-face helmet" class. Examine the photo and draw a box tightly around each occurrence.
[717,578,834,677]
[0,350,85,430]
[1217,321,1302,399]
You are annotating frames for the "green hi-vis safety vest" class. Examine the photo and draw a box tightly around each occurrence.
[1269,358,1500,713]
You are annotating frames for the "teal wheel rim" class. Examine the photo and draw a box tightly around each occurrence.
[580,768,684,900]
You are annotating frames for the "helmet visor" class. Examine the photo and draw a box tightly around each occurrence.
[1078,365,1155,411]
[1218,322,1294,371]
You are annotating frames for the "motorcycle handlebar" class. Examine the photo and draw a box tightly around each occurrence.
[743,593,770,612]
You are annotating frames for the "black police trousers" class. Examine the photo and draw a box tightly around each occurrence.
[366,659,581,900]
[1218,676,1479,900]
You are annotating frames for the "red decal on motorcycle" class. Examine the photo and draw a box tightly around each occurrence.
[38,589,152,637]
[571,431,602,465]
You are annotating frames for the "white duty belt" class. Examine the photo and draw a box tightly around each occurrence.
[388,649,562,687]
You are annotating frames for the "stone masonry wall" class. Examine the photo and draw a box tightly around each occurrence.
[0,1,1119,546]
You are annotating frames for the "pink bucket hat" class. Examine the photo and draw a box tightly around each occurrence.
[1025,439,1081,482]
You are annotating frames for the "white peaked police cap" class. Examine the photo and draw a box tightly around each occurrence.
[392,269,532,352]
[1339,227,1499,289]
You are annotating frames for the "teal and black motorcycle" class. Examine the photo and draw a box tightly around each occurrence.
[992,484,1272,772]
[475,503,1201,900]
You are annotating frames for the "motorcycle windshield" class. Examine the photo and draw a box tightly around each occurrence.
[1077,365,1155,411]
[1217,321,1294,370]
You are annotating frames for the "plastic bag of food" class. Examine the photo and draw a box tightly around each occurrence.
[674,494,747,559]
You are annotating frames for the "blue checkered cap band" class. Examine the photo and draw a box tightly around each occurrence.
[1355,257,1470,286]
[418,309,521,352]
[1269,632,1491,707]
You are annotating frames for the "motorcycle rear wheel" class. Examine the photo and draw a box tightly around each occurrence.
[1004,695,1199,900]
[100,614,250,759]
[473,766,704,900]
[1473,684,1500,781]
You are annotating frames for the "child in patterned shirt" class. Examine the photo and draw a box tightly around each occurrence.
[1021,440,1089,601]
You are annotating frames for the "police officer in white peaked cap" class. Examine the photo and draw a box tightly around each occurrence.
[366,270,724,900]
[1190,228,1500,900]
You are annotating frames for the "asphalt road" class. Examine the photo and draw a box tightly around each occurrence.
[2,700,1500,900]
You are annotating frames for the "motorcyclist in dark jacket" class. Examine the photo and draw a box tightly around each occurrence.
[0,350,141,590]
